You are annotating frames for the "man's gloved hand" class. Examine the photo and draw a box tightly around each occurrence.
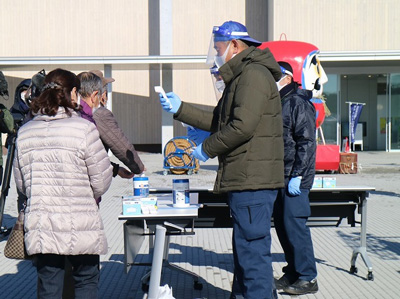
[159,92,181,113]
[188,127,210,145]
[191,143,209,162]
[288,176,302,195]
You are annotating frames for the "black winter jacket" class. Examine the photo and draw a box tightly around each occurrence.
[175,46,284,193]
[11,79,31,124]
[280,82,316,189]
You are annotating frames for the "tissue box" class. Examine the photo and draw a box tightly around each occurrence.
[323,177,336,188]
[312,177,323,188]
[122,199,141,215]
[140,196,158,208]
[122,195,158,215]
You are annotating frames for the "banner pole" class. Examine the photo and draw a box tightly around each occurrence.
[345,101,366,153]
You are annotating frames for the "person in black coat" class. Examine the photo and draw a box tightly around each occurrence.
[273,61,319,295]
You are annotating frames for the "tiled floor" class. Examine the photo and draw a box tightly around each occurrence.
[1,153,400,298]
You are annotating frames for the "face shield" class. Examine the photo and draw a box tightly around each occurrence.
[206,26,248,68]
[210,65,224,101]
[206,21,262,68]
[302,52,328,98]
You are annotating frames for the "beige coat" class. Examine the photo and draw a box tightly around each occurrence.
[13,108,113,256]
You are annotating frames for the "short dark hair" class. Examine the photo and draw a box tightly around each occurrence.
[31,68,80,117]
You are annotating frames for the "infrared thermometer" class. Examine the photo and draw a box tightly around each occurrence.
[154,86,172,109]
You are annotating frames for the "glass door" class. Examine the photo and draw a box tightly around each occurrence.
[389,74,400,151]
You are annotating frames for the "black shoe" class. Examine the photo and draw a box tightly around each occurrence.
[283,278,319,295]
[274,275,292,290]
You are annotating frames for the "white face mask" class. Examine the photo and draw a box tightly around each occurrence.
[276,75,288,91]
[215,80,225,93]
[92,95,101,114]
[214,41,231,68]
[20,91,27,103]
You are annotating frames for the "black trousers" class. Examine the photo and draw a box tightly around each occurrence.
[274,188,317,281]
[36,254,100,299]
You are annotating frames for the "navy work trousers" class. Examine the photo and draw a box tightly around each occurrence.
[36,253,100,299]
[229,189,277,299]
[273,188,317,281]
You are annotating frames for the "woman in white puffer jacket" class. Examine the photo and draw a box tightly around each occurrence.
[13,68,113,298]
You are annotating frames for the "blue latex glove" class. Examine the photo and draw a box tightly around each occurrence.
[159,92,181,113]
[187,127,210,145]
[191,143,209,162]
[288,177,302,195]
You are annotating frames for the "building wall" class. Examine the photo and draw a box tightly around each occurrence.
[1,0,399,149]
[0,0,149,56]
[271,0,400,51]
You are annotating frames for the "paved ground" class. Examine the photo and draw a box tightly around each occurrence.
[0,151,399,298]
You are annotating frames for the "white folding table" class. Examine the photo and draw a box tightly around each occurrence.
[118,194,203,299]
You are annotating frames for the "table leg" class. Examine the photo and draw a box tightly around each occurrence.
[161,228,202,289]
[148,225,167,299]
[350,193,373,280]
[124,220,145,273]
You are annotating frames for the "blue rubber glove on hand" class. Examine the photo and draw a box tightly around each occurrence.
[159,92,181,113]
[191,143,209,162]
[188,127,210,145]
[288,176,302,195]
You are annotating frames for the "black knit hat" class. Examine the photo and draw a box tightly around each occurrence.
[277,61,293,77]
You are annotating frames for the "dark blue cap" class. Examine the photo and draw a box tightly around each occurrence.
[213,21,262,46]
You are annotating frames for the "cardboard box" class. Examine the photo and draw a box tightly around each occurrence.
[323,177,337,188]
[312,177,323,188]
[339,153,358,174]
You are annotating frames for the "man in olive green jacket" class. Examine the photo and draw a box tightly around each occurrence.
[159,21,284,299]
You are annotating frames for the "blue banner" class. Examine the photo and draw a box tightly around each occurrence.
[350,104,363,143]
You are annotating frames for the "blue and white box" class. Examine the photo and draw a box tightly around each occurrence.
[323,176,337,188]
[140,196,158,208]
[122,196,141,215]
[312,177,323,188]
[122,195,158,215]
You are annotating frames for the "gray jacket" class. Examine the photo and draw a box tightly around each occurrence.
[13,108,113,256]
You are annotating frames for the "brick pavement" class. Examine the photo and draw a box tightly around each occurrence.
[0,152,399,298]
